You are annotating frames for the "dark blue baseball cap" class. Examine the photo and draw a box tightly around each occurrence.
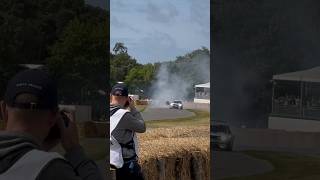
[111,83,128,97]
[4,69,58,110]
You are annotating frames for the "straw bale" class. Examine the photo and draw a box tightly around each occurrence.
[138,126,210,180]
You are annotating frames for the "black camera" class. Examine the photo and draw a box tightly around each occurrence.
[45,110,70,141]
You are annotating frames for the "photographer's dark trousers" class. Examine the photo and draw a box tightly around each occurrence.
[116,159,144,180]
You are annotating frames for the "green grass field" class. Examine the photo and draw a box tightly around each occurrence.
[224,151,320,180]
[145,109,210,128]
[136,105,148,112]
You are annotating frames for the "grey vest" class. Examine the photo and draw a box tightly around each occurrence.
[0,149,64,180]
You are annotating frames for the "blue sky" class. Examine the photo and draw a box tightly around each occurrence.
[86,0,108,9]
[110,0,210,64]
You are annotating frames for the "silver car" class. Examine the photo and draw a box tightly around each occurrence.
[211,124,234,151]
[169,100,183,109]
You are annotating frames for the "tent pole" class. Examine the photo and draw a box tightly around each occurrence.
[271,80,275,113]
[300,80,303,118]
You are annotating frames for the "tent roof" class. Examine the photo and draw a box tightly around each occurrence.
[19,64,44,69]
[273,66,320,83]
[195,82,210,88]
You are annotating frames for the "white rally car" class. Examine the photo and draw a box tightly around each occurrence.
[169,100,183,110]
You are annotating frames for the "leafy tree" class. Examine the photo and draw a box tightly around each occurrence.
[0,0,87,99]
[124,64,156,96]
[110,47,139,85]
[113,42,128,54]
[0,0,85,65]
[47,16,107,103]
[46,7,108,120]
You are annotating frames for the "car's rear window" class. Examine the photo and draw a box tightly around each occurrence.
[174,101,182,103]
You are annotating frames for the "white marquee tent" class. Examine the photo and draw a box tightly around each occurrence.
[273,66,320,83]
[270,66,320,132]
[195,82,210,88]
[194,82,210,104]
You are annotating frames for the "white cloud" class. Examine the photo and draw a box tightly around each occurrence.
[140,1,179,23]
[111,16,140,33]
[110,0,210,63]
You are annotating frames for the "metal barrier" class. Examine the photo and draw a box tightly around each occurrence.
[272,102,320,120]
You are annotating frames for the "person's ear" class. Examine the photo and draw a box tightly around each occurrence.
[0,101,8,126]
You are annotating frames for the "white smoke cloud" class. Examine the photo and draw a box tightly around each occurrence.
[150,63,189,107]
[150,52,210,107]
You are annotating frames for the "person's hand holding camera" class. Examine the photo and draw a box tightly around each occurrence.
[58,111,80,152]
[128,97,136,110]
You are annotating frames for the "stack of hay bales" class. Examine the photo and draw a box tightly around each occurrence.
[136,100,149,105]
[138,126,210,180]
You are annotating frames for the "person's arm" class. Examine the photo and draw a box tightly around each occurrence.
[118,97,146,133]
[120,108,146,133]
[130,107,144,123]
[114,97,146,133]
[40,111,104,180]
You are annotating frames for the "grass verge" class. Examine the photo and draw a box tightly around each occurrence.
[136,105,147,112]
[145,109,210,128]
[223,151,320,180]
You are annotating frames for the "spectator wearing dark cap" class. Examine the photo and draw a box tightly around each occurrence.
[110,83,146,180]
[0,69,103,180]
